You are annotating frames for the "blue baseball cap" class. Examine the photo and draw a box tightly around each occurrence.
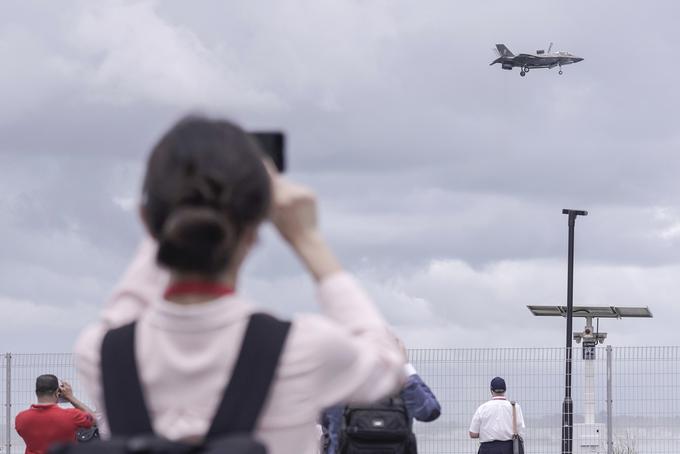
[490,376,506,392]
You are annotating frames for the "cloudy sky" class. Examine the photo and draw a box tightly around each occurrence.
[2,0,680,352]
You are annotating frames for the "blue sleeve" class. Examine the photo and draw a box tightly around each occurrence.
[321,405,344,454]
[400,374,442,422]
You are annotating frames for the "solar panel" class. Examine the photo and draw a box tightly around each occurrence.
[573,306,618,318]
[527,305,652,318]
[614,306,654,317]
[526,306,563,316]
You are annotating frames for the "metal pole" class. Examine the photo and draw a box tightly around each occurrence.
[561,209,587,454]
[5,353,11,454]
[606,345,613,454]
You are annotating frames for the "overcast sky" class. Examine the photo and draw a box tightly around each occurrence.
[2,0,680,352]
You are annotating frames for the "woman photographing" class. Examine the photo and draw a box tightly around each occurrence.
[75,116,404,454]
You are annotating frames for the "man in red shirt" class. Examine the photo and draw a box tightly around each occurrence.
[15,375,95,454]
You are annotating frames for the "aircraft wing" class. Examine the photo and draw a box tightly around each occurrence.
[514,54,562,69]
[528,59,560,69]
[516,53,541,60]
[510,54,538,65]
[526,63,558,69]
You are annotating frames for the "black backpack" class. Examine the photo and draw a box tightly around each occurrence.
[339,396,417,454]
[51,313,290,454]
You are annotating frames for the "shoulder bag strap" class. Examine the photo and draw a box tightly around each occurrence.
[101,322,154,436]
[511,401,518,437]
[206,313,291,438]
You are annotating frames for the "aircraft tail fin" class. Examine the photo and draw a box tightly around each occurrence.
[495,44,514,57]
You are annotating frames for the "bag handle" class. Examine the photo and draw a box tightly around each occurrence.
[511,401,518,437]
[101,322,153,436]
[207,313,290,437]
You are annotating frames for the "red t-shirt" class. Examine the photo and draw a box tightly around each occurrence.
[15,404,93,454]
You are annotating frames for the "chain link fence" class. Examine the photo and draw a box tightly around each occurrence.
[607,347,680,454]
[2,347,679,453]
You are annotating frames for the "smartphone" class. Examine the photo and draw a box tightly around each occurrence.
[251,132,286,173]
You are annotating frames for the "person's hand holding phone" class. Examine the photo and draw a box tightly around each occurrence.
[270,175,318,245]
[267,166,342,281]
[59,381,75,402]
[57,380,97,419]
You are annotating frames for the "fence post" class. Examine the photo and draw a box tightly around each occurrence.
[606,346,613,454]
[4,353,11,454]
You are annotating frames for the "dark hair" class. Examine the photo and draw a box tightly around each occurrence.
[142,116,271,276]
[36,374,59,396]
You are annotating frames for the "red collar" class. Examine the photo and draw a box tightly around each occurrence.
[31,404,57,409]
[164,281,235,300]
[492,396,507,400]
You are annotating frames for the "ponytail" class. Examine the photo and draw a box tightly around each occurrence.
[156,207,238,275]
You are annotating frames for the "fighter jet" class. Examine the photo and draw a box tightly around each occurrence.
[490,43,583,77]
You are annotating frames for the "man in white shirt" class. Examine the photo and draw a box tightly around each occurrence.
[469,377,525,454]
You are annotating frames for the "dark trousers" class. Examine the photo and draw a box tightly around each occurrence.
[478,440,513,454]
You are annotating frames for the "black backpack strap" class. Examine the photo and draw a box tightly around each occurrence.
[206,313,291,438]
[101,322,154,436]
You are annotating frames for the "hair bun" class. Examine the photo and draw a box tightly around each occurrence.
[157,207,235,275]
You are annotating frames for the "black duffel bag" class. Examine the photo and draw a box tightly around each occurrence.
[339,396,417,454]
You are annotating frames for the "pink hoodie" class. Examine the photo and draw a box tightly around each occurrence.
[74,240,404,454]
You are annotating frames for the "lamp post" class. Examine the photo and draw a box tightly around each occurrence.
[527,302,653,454]
[561,209,588,454]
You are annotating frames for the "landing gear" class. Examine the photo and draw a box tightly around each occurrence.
[520,66,529,77]
[558,64,563,75]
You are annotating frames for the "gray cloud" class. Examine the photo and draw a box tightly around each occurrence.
[1,0,680,352]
